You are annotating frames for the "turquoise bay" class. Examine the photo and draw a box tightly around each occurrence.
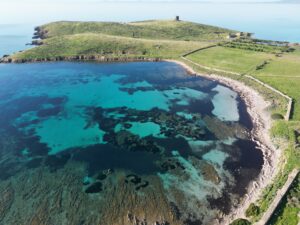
[0,61,263,224]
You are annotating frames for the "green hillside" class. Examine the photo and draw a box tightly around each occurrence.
[10,33,210,60]
[37,20,234,41]
[7,19,233,61]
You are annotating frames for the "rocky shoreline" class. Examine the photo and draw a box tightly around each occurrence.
[32,26,47,40]
[167,59,281,225]
[0,55,162,64]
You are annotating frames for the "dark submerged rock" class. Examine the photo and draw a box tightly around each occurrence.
[96,173,107,181]
[85,182,103,194]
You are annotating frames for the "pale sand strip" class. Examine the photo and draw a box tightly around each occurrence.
[164,59,282,225]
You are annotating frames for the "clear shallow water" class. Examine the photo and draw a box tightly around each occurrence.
[0,62,263,224]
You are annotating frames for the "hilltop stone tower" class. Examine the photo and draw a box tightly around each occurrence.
[175,16,180,21]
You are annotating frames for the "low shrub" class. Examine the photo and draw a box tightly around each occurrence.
[229,218,251,225]
[245,203,260,217]
[271,113,284,120]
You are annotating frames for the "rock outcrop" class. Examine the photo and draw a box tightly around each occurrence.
[32,26,48,39]
[0,55,162,64]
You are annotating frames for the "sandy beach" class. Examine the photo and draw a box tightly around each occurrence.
[166,59,282,224]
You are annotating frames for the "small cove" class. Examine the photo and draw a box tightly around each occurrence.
[0,61,263,224]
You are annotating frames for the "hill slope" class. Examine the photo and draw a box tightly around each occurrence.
[5,19,235,62]
[10,33,209,60]
[36,20,235,41]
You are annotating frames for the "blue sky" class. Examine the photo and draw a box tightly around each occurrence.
[0,0,288,2]
[0,0,298,25]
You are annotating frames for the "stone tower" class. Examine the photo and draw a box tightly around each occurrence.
[175,16,180,21]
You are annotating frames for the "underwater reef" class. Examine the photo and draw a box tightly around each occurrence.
[0,62,263,225]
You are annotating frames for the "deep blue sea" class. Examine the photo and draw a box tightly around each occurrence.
[0,61,263,224]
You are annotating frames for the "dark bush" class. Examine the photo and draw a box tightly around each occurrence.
[229,218,251,225]
[271,113,284,120]
[245,203,260,217]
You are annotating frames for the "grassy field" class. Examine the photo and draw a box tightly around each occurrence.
[12,33,210,60]
[186,46,275,74]
[252,51,300,120]
[9,20,230,61]
[37,20,235,41]
[253,76,300,120]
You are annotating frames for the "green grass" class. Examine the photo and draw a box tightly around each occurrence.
[253,76,300,120]
[12,33,210,60]
[38,20,235,41]
[271,120,290,140]
[186,46,274,74]
[253,54,300,78]
[271,206,299,225]
[10,19,230,61]
[252,53,300,120]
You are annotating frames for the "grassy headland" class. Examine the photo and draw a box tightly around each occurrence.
[2,19,300,225]
[10,33,210,61]
[4,20,233,62]
[35,20,233,41]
